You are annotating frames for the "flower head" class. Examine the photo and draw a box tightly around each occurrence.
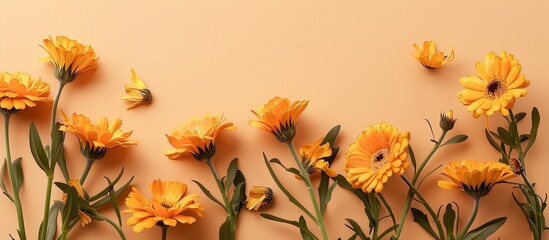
[300,138,337,177]
[439,110,457,131]
[41,36,98,83]
[245,186,273,212]
[60,111,137,160]
[123,179,205,233]
[345,122,410,193]
[164,113,235,161]
[249,97,308,143]
[0,72,51,114]
[412,41,454,69]
[122,69,152,110]
[457,51,529,118]
[438,160,516,198]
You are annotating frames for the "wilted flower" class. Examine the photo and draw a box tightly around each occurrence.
[245,186,273,212]
[122,69,152,110]
[0,72,51,114]
[300,138,337,177]
[249,97,308,142]
[412,41,454,69]
[41,36,98,83]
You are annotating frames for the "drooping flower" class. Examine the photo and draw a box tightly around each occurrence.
[412,41,454,69]
[62,179,92,227]
[439,110,457,131]
[457,51,529,118]
[245,186,273,212]
[0,72,51,114]
[345,122,410,193]
[249,97,308,142]
[300,138,337,177]
[438,160,516,198]
[41,36,98,83]
[122,69,152,110]
[60,111,137,160]
[164,113,235,161]
[123,179,205,233]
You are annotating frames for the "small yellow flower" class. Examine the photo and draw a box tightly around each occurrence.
[62,179,92,227]
[249,96,308,142]
[438,160,516,198]
[300,138,337,177]
[412,41,454,69]
[122,69,152,110]
[345,123,410,193]
[41,36,98,83]
[60,111,137,160]
[123,179,205,233]
[0,72,51,114]
[457,51,529,118]
[164,113,235,161]
[245,186,273,212]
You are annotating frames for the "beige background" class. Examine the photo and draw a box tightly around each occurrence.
[0,1,548,239]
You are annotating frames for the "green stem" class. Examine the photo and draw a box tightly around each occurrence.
[205,158,236,238]
[161,224,168,240]
[80,158,95,185]
[457,197,480,240]
[3,112,27,240]
[285,141,329,240]
[50,83,65,138]
[401,176,444,240]
[520,172,543,240]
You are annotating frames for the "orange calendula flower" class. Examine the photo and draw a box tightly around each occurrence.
[457,51,529,118]
[300,138,337,177]
[412,41,454,69]
[122,69,152,110]
[0,72,51,114]
[245,186,273,212]
[438,160,516,198]
[249,97,308,142]
[123,179,205,233]
[164,113,235,161]
[345,122,410,193]
[60,111,137,160]
[41,36,98,83]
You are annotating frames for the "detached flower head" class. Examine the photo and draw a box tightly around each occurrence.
[0,72,51,114]
[123,179,205,233]
[164,113,235,161]
[122,69,152,110]
[412,41,454,69]
[41,36,98,83]
[457,51,529,118]
[249,96,308,143]
[60,111,137,160]
[438,160,516,198]
[345,122,410,193]
[300,138,337,177]
[245,186,273,212]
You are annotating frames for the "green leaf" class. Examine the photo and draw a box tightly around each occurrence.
[105,177,122,227]
[441,135,468,146]
[484,129,502,152]
[525,107,540,154]
[463,217,506,240]
[320,177,337,214]
[231,182,246,213]
[192,180,224,208]
[12,157,23,193]
[92,176,134,208]
[225,158,238,195]
[496,127,514,148]
[46,201,64,240]
[515,112,527,123]
[321,125,340,147]
[378,225,399,240]
[269,158,303,178]
[344,218,369,240]
[29,123,50,174]
[298,216,315,240]
[260,214,319,240]
[0,159,13,202]
[411,208,438,239]
[409,145,417,171]
[51,122,67,181]
[219,217,235,240]
[61,187,79,231]
[443,204,456,238]
[89,167,126,202]
[318,172,329,214]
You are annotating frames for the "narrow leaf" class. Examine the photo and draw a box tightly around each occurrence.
[443,204,456,238]
[29,123,50,174]
[463,217,506,240]
[321,125,340,147]
[46,201,64,240]
[92,176,134,208]
[411,208,438,239]
[409,145,417,171]
[344,218,369,240]
[1,159,13,202]
[230,182,246,213]
[61,187,78,230]
[441,135,468,146]
[270,158,303,178]
[89,167,126,202]
[225,158,238,195]
[496,127,514,147]
[105,177,122,227]
[192,180,224,208]
[525,107,540,154]
[298,216,315,240]
[484,129,502,152]
[260,214,319,240]
[318,172,329,214]
[12,158,23,193]
[219,217,235,240]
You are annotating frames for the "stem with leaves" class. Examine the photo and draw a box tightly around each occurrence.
[205,158,237,238]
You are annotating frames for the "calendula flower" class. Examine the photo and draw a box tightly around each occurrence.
[60,111,137,160]
[249,96,308,142]
[122,69,152,110]
[62,179,92,227]
[245,186,273,212]
[438,160,516,198]
[123,179,205,233]
[300,138,337,177]
[41,36,98,83]
[345,122,410,193]
[439,110,457,131]
[0,72,51,114]
[412,41,454,69]
[457,51,530,118]
[164,113,235,161]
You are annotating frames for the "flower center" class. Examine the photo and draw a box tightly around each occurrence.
[371,148,389,170]
[484,79,506,99]
[160,202,173,208]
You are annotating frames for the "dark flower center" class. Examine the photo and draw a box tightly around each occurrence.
[371,148,389,170]
[485,79,506,99]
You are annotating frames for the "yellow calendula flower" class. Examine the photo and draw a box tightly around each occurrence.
[438,160,516,198]
[0,72,51,114]
[123,179,205,233]
[412,41,454,69]
[345,122,410,193]
[457,51,530,118]
[60,111,137,160]
[41,36,98,83]
[164,113,235,161]
[249,96,308,142]
[122,69,152,110]
[62,180,92,227]
[245,186,273,212]
[300,138,337,177]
